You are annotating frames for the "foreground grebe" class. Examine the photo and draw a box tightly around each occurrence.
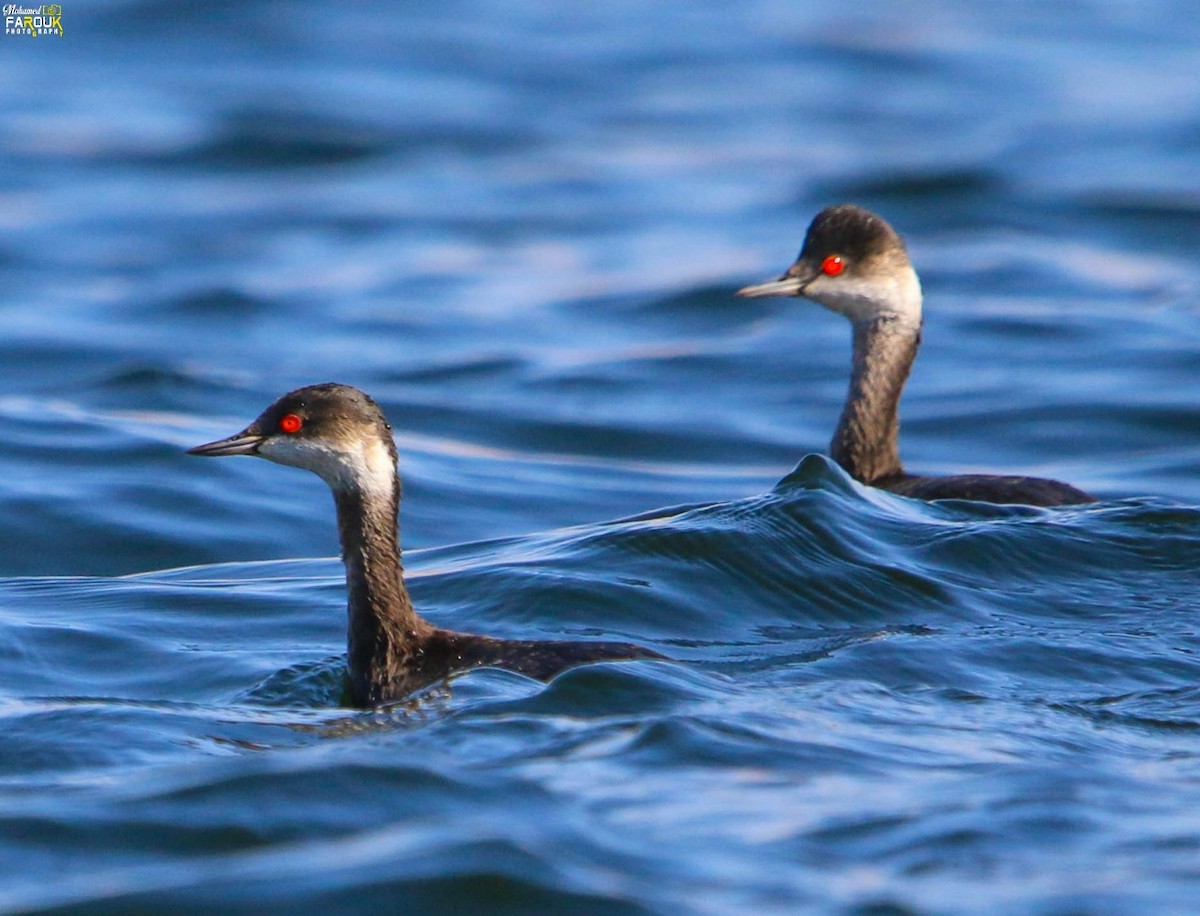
[738,204,1095,507]
[189,383,664,706]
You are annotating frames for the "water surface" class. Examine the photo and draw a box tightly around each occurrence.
[1,1,1199,912]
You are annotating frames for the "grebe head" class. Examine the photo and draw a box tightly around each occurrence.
[189,383,398,497]
[737,204,922,327]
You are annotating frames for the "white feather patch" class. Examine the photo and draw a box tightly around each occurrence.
[258,435,396,496]
[808,266,922,328]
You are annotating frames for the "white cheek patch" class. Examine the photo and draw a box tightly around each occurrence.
[808,268,922,327]
[257,436,343,479]
[258,436,397,496]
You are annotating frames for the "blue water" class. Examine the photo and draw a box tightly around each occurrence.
[2,1,1199,911]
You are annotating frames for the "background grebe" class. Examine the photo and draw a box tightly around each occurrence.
[738,205,1095,507]
[189,383,665,706]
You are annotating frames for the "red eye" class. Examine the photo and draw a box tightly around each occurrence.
[821,255,846,277]
[279,413,303,434]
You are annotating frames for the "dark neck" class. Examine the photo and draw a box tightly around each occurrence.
[332,479,433,704]
[830,316,919,485]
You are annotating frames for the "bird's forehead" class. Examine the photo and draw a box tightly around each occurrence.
[806,217,894,259]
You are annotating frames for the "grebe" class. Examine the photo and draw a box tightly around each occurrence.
[738,204,1094,506]
[189,383,664,706]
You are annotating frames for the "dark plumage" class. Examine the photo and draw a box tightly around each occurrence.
[189,383,664,706]
[738,205,1095,507]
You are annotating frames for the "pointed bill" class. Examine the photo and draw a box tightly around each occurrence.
[188,430,264,457]
[736,275,806,298]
